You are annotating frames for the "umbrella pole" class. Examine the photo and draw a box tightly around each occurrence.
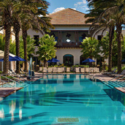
[2,62,3,72]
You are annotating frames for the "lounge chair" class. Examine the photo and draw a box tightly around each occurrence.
[53,67,57,73]
[48,67,53,73]
[66,67,70,73]
[85,68,90,73]
[75,67,80,73]
[57,68,61,73]
[111,69,125,77]
[43,67,48,73]
[103,68,117,75]
[81,68,85,73]
[89,68,94,73]
[39,67,43,72]
[61,67,65,72]
[94,68,99,73]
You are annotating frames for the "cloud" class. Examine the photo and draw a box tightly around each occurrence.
[74,0,86,7]
[53,7,65,13]
[52,7,77,13]
[72,8,76,10]
[74,0,89,12]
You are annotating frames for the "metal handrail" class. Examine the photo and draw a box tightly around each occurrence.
[0,75,27,88]
[7,75,24,84]
[0,78,16,88]
[1,75,17,83]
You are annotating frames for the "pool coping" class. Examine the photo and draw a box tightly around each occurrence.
[93,74,125,94]
[0,87,23,98]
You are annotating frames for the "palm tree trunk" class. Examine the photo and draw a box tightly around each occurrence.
[44,60,46,67]
[22,28,28,72]
[116,24,122,73]
[3,26,11,74]
[15,31,20,73]
[14,21,21,74]
[108,26,114,72]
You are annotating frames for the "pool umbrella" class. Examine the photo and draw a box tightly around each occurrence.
[48,58,60,63]
[82,58,95,63]
[0,56,25,62]
[0,55,18,62]
[14,56,25,61]
[122,59,125,62]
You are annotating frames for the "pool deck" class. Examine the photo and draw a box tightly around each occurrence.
[0,73,125,98]
[91,73,125,93]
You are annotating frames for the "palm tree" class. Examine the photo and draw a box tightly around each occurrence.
[13,1,32,73]
[20,0,51,71]
[86,0,125,73]
[0,0,14,74]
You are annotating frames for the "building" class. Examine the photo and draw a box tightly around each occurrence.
[21,8,125,66]
[49,8,105,66]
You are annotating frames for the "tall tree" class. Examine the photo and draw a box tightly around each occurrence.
[86,0,125,73]
[20,0,51,71]
[85,0,116,72]
[0,0,14,74]
[80,37,98,59]
[37,34,56,67]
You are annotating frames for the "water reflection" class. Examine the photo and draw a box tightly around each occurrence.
[0,108,4,119]
[0,74,125,125]
[9,101,16,121]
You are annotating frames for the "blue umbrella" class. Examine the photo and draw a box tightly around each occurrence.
[48,58,60,63]
[82,58,95,63]
[0,56,25,62]
[122,59,125,62]
[14,56,25,61]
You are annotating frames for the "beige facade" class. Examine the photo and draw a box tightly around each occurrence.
[56,48,82,65]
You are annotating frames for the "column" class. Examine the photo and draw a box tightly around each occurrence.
[75,31,79,45]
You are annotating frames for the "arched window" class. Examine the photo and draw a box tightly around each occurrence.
[63,54,74,66]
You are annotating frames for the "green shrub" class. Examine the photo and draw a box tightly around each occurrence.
[122,66,125,71]
[0,71,2,74]
[105,66,108,71]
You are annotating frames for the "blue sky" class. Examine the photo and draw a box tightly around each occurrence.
[47,0,89,14]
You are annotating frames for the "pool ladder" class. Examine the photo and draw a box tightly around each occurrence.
[0,75,28,88]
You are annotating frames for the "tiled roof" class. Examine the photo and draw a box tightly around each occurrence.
[49,8,90,25]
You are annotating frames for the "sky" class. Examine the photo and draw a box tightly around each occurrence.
[47,0,89,14]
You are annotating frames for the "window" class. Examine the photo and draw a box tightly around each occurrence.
[34,35,39,46]
[98,35,103,41]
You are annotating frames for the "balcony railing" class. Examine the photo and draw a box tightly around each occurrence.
[55,42,82,48]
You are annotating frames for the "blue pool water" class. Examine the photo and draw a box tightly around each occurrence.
[0,74,125,125]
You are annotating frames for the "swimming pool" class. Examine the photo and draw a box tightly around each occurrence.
[0,74,125,125]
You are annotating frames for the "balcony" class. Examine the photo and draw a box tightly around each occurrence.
[55,42,82,48]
